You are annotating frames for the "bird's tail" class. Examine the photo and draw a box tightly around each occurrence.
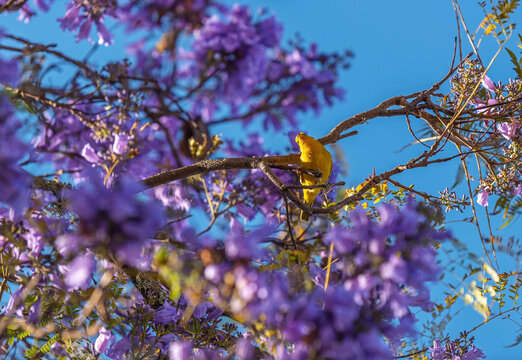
[300,196,315,221]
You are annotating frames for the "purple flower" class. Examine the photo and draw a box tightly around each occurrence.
[0,109,32,215]
[51,343,68,357]
[58,1,116,44]
[25,229,43,257]
[28,298,41,323]
[55,234,82,257]
[169,340,192,359]
[34,0,50,12]
[94,327,112,354]
[224,218,274,260]
[96,20,113,46]
[81,143,101,163]
[474,98,498,116]
[481,74,496,92]
[257,16,282,47]
[430,340,444,360]
[154,184,190,211]
[188,5,280,105]
[462,346,486,360]
[477,189,489,207]
[235,202,257,221]
[193,301,213,319]
[77,19,93,40]
[106,336,131,360]
[0,57,19,86]
[154,300,181,325]
[430,338,486,360]
[113,134,130,155]
[61,253,96,290]
[2,287,24,317]
[67,171,164,267]
[512,184,522,196]
[235,338,256,359]
[379,255,407,283]
[497,122,518,141]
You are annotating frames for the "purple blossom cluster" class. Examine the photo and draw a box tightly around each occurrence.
[33,103,170,184]
[184,4,347,128]
[190,5,282,105]
[430,338,486,360]
[58,171,164,272]
[193,200,449,359]
[118,0,217,32]
[0,209,49,271]
[88,291,226,358]
[58,0,116,45]
[479,75,520,141]
[453,64,522,208]
[0,0,52,23]
[299,200,447,350]
[0,122,31,215]
[0,56,32,216]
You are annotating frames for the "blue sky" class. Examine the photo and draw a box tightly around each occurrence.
[1,1,521,358]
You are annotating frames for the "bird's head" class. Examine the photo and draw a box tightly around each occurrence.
[295,132,310,145]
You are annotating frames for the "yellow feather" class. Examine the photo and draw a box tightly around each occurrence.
[295,133,333,221]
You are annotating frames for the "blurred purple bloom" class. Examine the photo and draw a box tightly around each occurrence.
[55,234,82,257]
[77,17,93,39]
[513,184,522,196]
[106,336,131,360]
[477,189,489,207]
[235,202,256,220]
[22,228,42,258]
[225,218,274,260]
[235,338,255,359]
[257,15,282,47]
[462,346,486,360]
[308,263,326,287]
[169,340,192,359]
[68,171,164,267]
[34,0,50,11]
[481,75,496,92]
[51,343,68,357]
[3,287,24,317]
[430,340,444,360]
[430,338,486,360]
[61,253,96,290]
[95,327,112,353]
[325,225,355,254]
[81,143,101,163]
[193,301,213,319]
[0,57,19,86]
[204,264,225,283]
[189,5,280,105]
[497,122,518,140]
[96,20,113,46]
[155,184,191,211]
[113,134,129,155]
[28,298,41,323]
[0,97,32,215]
[154,300,181,325]
[379,255,407,283]
[58,1,115,44]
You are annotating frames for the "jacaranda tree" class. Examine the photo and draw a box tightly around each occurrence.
[0,0,521,359]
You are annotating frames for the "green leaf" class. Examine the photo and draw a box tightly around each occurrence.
[506,47,522,78]
[451,162,465,189]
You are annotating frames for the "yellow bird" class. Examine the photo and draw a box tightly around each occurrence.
[295,132,333,221]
